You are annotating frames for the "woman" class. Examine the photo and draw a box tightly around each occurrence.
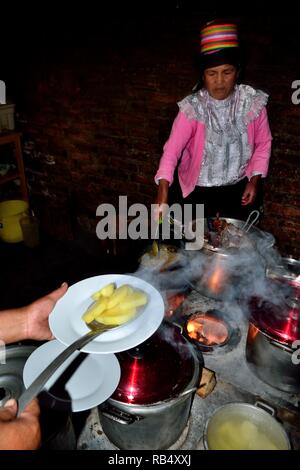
[155,21,272,221]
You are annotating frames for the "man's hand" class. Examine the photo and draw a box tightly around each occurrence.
[25,283,68,341]
[0,399,41,450]
[241,175,261,206]
[0,283,68,344]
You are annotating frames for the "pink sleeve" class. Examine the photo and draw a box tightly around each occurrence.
[154,111,195,185]
[245,107,272,179]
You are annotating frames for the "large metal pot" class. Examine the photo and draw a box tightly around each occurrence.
[246,322,300,394]
[203,401,291,450]
[246,295,300,393]
[186,217,275,301]
[0,343,76,449]
[246,258,300,393]
[0,344,36,407]
[98,321,202,450]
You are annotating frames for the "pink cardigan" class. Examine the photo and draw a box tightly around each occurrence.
[155,107,272,198]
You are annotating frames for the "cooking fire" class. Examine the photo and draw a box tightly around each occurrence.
[186,313,229,347]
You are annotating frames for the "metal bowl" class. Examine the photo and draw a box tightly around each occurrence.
[203,217,275,256]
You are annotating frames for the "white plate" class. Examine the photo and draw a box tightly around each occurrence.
[49,274,164,353]
[23,340,121,412]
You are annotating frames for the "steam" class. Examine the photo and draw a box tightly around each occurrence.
[132,227,298,322]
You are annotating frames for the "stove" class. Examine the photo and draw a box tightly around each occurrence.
[77,290,300,450]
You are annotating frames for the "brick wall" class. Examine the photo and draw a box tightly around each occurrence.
[2,10,300,255]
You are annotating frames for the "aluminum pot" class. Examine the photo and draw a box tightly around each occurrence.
[203,401,291,450]
[246,321,300,394]
[0,343,76,450]
[98,322,202,450]
[186,217,275,301]
[246,259,300,394]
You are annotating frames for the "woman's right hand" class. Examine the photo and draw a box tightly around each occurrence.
[155,179,169,221]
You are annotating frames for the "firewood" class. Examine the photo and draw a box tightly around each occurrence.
[197,367,216,398]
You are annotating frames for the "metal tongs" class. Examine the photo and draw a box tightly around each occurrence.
[151,214,163,256]
[241,210,260,233]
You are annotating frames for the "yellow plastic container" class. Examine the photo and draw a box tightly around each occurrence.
[0,200,29,243]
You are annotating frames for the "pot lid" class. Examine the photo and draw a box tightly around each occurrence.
[111,322,196,405]
[249,297,300,345]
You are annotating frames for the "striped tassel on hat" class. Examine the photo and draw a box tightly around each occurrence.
[200,23,239,55]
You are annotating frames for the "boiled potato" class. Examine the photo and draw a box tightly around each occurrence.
[82,297,108,323]
[96,307,137,325]
[106,285,133,309]
[82,282,148,326]
[91,282,116,300]
[103,290,147,314]
[213,422,243,450]
[251,433,278,450]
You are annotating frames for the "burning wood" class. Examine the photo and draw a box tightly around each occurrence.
[187,313,229,346]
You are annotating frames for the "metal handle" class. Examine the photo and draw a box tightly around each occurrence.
[99,403,143,425]
[242,210,260,232]
[269,338,294,354]
[255,400,276,417]
[177,387,197,398]
[171,321,184,334]
[17,326,108,415]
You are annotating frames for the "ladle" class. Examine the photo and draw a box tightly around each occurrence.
[17,322,117,415]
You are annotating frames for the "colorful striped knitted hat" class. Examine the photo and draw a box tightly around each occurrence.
[199,20,241,70]
[200,22,239,55]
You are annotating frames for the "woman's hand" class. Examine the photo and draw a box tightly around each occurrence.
[154,179,169,221]
[25,283,68,341]
[0,399,41,450]
[241,175,261,206]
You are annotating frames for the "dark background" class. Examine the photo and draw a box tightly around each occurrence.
[1,2,300,307]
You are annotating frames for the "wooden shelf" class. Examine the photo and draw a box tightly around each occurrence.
[0,171,20,185]
[0,132,28,201]
[0,132,22,145]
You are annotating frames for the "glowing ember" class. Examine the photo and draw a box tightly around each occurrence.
[165,293,186,317]
[187,314,229,346]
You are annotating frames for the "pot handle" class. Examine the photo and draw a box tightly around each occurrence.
[255,400,276,417]
[99,403,144,425]
[171,321,183,334]
[177,387,197,398]
[268,339,294,354]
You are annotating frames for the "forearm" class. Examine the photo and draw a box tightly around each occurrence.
[156,179,170,212]
[249,174,261,186]
[0,307,28,344]
[158,179,170,191]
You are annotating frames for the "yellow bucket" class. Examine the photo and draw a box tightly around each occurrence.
[0,200,29,243]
